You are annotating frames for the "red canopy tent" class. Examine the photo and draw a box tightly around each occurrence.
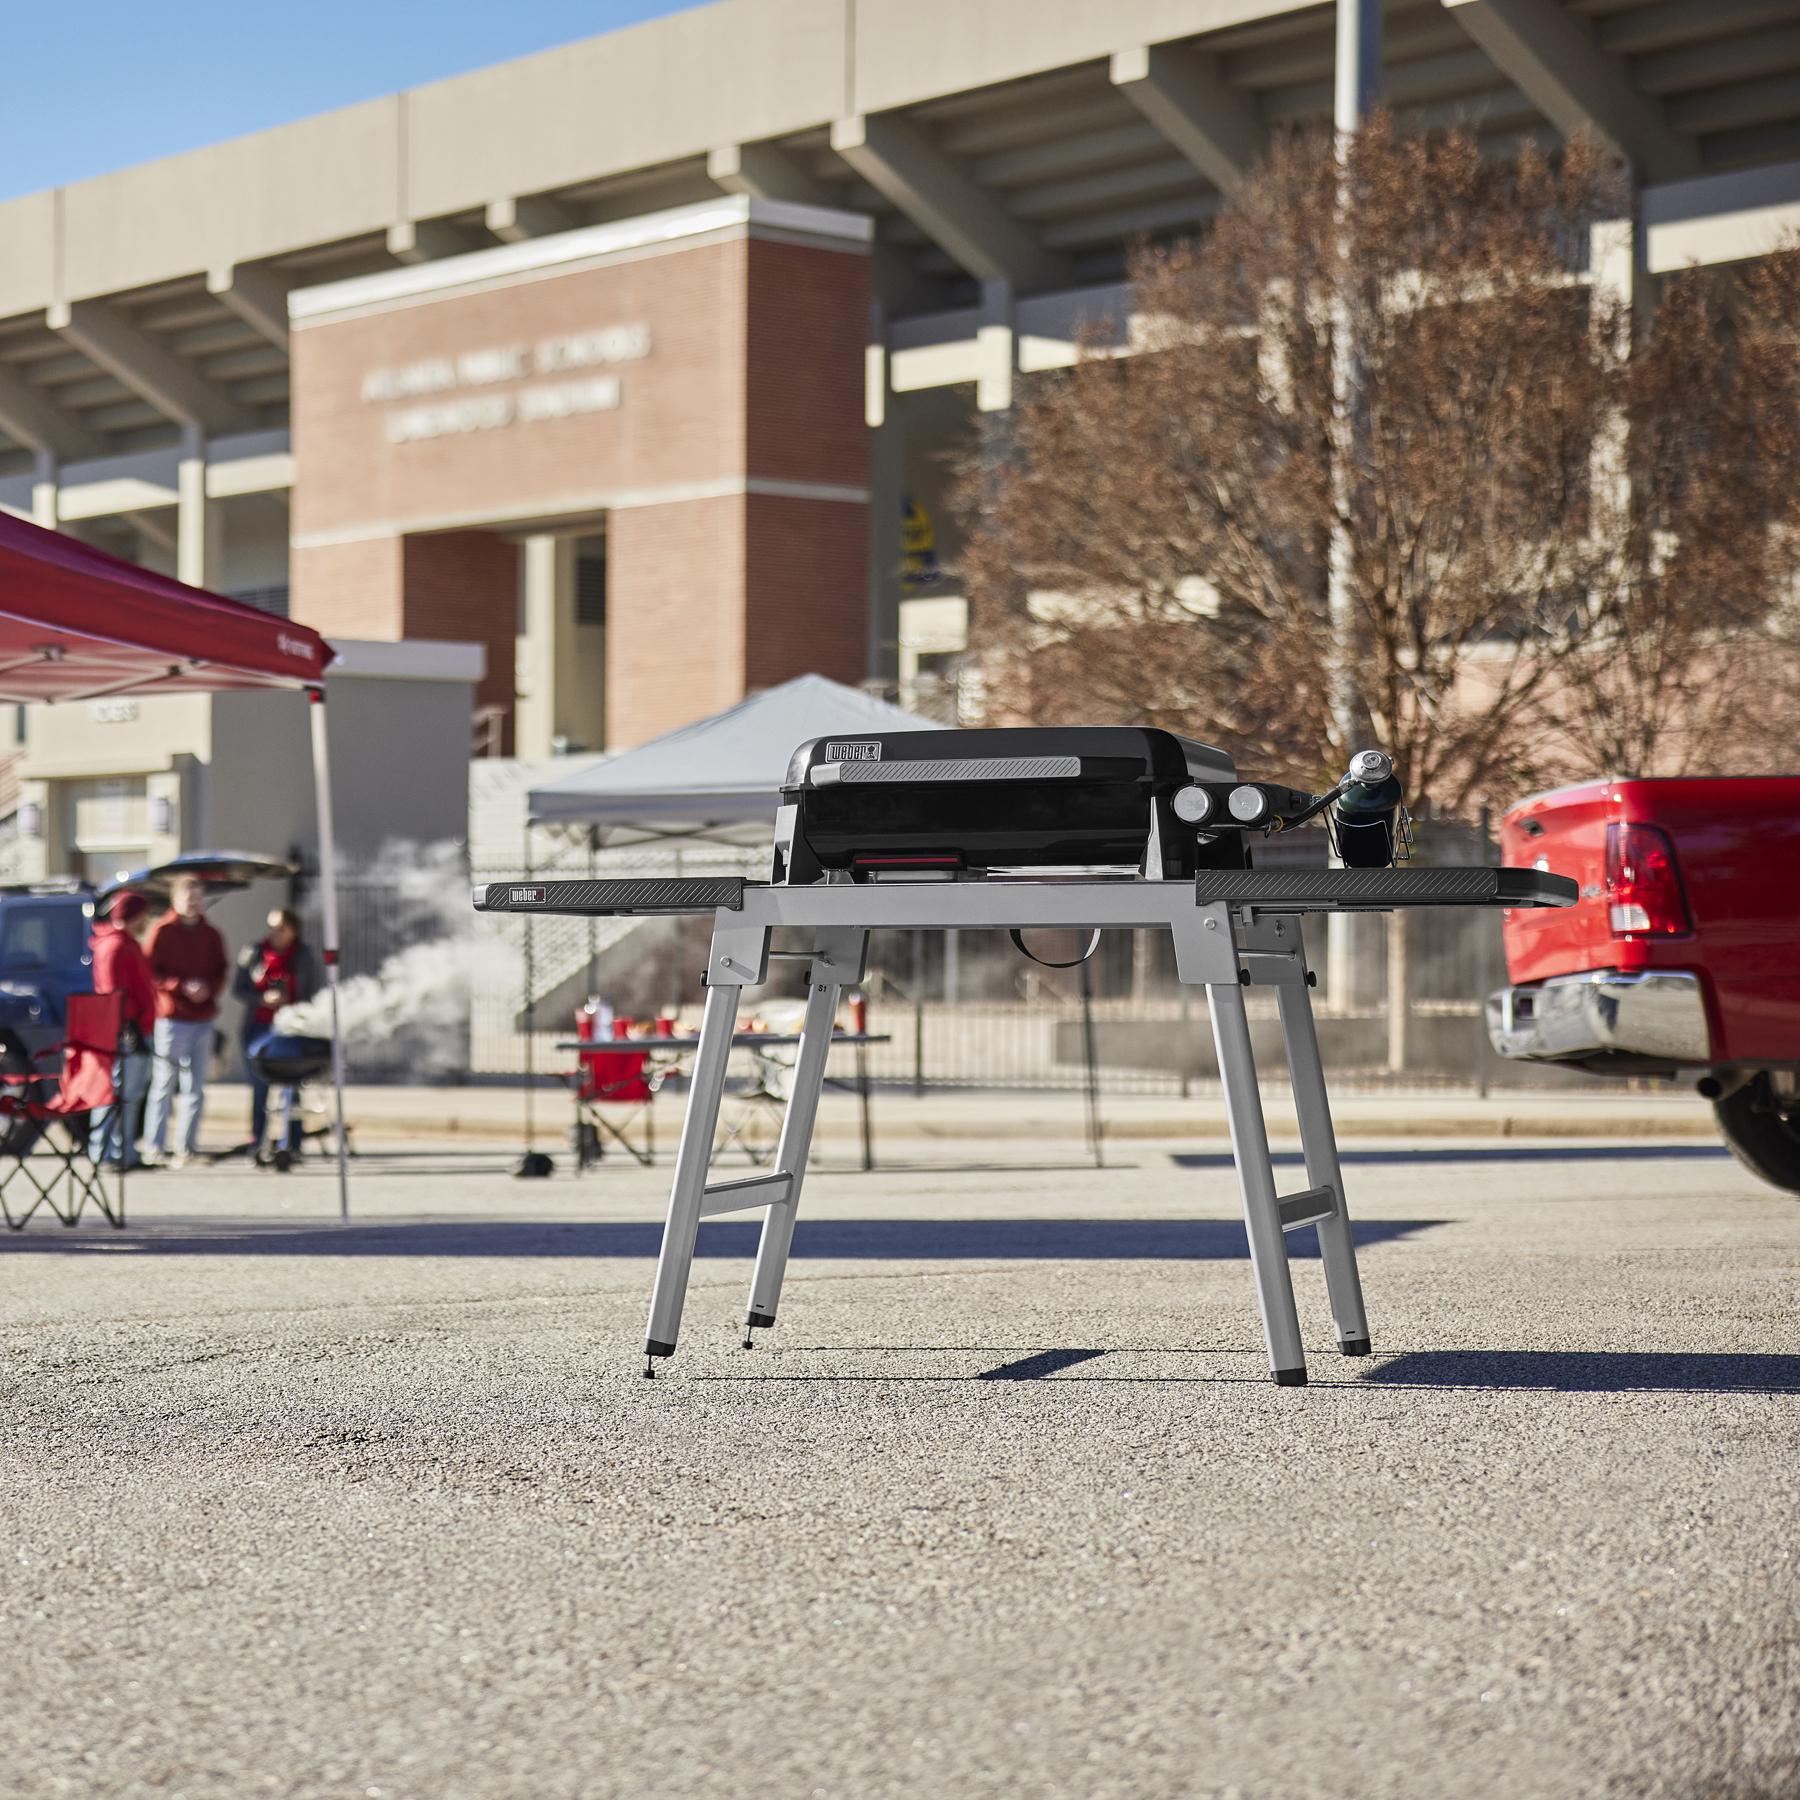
[0,510,352,1213]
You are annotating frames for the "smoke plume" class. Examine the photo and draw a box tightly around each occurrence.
[274,840,517,1075]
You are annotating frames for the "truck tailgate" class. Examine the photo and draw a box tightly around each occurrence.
[1500,781,1614,985]
[1502,776,1800,1065]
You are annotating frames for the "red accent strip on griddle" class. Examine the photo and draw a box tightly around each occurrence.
[851,853,963,867]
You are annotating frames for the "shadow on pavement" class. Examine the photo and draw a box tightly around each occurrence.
[694,1345,1800,1390]
[1364,1349,1800,1393]
[977,1347,1111,1379]
[839,1161,1132,1175]
[0,1216,1440,1260]
[1171,1144,1729,1169]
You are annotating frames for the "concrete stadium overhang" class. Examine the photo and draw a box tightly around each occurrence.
[0,0,1795,489]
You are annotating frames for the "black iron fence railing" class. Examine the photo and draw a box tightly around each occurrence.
[306,821,1583,1091]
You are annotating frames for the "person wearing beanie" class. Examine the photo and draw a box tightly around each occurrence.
[88,891,157,1169]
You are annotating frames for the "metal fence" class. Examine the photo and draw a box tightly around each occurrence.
[315,816,1567,1091]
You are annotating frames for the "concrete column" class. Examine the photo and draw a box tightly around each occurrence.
[1589,210,1641,321]
[976,279,1016,414]
[30,452,57,528]
[1588,182,1646,527]
[1335,0,1383,138]
[866,306,905,688]
[176,426,218,586]
[1385,911,1411,1073]
[145,769,184,867]
[15,780,51,884]
[515,533,560,761]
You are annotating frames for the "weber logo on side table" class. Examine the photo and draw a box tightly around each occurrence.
[510,887,547,904]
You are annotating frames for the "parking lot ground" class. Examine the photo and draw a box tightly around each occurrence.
[2,1137,1796,1799]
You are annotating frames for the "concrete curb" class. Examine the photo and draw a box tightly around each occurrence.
[300,1106,1717,1145]
[203,1080,1715,1147]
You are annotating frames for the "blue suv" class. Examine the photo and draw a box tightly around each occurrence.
[0,884,97,1138]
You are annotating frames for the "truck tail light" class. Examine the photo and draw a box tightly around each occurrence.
[1605,822,1690,937]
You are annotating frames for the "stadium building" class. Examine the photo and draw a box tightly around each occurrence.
[0,0,1796,869]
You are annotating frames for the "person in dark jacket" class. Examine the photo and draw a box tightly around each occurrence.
[233,908,321,1160]
[88,893,157,1168]
[142,876,229,1167]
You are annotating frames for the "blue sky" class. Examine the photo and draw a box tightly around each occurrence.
[0,0,698,200]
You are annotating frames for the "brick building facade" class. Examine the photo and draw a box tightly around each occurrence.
[288,199,871,752]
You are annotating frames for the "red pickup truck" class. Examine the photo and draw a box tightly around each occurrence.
[1486,776,1800,1192]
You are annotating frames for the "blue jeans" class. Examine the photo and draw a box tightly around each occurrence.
[87,1048,150,1167]
[244,1029,300,1153]
[145,1017,213,1156]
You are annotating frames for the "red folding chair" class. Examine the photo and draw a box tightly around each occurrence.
[0,991,126,1230]
[572,1038,661,1169]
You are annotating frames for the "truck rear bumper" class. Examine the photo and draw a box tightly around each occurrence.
[1485,970,1710,1065]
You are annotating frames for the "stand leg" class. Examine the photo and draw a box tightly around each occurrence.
[1277,977,1370,1355]
[643,976,744,1369]
[742,972,840,1342]
[857,1043,873,1173]
[1207,979,1308,1385]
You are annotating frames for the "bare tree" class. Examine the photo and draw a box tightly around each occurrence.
[1544,260,1800,774]
[957,119,1799,807]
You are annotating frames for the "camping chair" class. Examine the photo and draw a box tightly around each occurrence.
[0,991,126,1230]
[572,1041,662,1168]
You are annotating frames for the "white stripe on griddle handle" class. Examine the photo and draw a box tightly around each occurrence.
[809,755,1083,786]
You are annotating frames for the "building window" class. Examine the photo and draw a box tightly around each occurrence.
[231,584,290,618]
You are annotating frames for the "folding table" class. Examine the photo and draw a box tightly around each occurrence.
[553,1029,891,1170]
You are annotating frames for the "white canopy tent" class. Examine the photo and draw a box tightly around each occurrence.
[526,674,944,839]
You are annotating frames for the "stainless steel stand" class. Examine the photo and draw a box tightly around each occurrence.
[638,882,1359,1387]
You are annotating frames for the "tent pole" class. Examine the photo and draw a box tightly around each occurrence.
[308,686,351,1223]
[523,814,536,1152]
[585,825,598,996]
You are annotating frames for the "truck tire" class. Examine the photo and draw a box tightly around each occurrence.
[1714,1074,1800,1194]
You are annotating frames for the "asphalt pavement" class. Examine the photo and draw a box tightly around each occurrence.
[1,1135,1795,1799]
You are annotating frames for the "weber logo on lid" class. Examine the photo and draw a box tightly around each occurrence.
[824,741,882,761]
[510,886,547,904]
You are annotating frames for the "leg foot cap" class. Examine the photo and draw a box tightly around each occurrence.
[745,1310,776,1329]
[1272,1366,1309,1387]
[1339,1336,1372,1357]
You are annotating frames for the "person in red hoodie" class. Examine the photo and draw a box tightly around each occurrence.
[88,893,157,1169]
[142,877,229,1168]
